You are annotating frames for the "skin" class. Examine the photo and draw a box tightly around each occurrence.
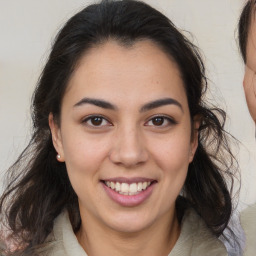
[49,40,199,256]
[243,15,256,123]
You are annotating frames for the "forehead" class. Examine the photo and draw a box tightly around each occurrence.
[74,39,179,77]
[63,40,187,107]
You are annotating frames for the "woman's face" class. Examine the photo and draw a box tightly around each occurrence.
[50,40,198,233]
[243,17,256,123]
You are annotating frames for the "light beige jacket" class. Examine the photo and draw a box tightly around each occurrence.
[241,204,256,256]
[42,209,227,256]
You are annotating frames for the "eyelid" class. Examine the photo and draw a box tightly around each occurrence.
[144,114,177,127]
[81,114,113,128]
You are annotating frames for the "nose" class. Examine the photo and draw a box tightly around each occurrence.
[109,126,149,168]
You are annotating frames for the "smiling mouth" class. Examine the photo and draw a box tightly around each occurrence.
[102,180,156,196]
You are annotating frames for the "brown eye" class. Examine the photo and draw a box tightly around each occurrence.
[83,115,111,128]
[91,117,103,126]
[145,115,176,128]
[152,117,164,126]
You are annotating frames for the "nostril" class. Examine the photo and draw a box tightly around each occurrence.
[108,148,148,167]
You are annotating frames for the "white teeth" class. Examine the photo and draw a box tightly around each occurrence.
[104,181,152,195]
[121,183,129,193]
[110,182,115,190]
[129,183,137,193]
[115,182,121,192]
[137,182,142,191]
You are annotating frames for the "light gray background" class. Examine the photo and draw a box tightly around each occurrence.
[0,0,255,211]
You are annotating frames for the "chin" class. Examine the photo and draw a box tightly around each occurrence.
[104,212,155,233]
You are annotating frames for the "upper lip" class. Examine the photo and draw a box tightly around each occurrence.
[101,177,156,184]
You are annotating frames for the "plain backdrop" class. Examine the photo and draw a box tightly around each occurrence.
[0,0,255,211]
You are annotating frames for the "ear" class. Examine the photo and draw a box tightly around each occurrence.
[189,115,201,163]
[49,113,65,162]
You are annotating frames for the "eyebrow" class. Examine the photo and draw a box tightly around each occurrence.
[140,98,183,112]
[73,97,183,112]
[74,98,117,110]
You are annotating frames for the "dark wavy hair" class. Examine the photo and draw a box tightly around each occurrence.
[238,0,256,63]
[1,0,238,254]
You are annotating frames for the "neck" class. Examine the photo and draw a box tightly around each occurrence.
[76,209,180,256]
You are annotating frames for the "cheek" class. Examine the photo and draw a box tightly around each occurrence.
[61,129,110,184]
[243,73,256,121]
[150,129,192,175]
[148,133,191,209]
[243,71,251,90]
[61,134,111,208]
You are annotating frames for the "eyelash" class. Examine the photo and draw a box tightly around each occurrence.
[145,115,177,128]
[81,115,177,128]
[82,115,112,128]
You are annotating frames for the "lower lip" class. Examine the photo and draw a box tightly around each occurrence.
[102,182,156,207]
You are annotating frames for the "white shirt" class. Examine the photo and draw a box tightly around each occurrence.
[43,209,227,256]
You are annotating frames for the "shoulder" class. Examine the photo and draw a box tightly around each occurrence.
[240,203,256,256]
[0,239,7,256]
[169,208,227,256]
[241,203,256,224]
[41,210,87,256]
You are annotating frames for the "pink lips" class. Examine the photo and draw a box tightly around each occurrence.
[102,179,156,207]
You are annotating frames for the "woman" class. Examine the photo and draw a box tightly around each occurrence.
[0,0,237,255]
[239,1,256,125]
[238,1,256,255]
